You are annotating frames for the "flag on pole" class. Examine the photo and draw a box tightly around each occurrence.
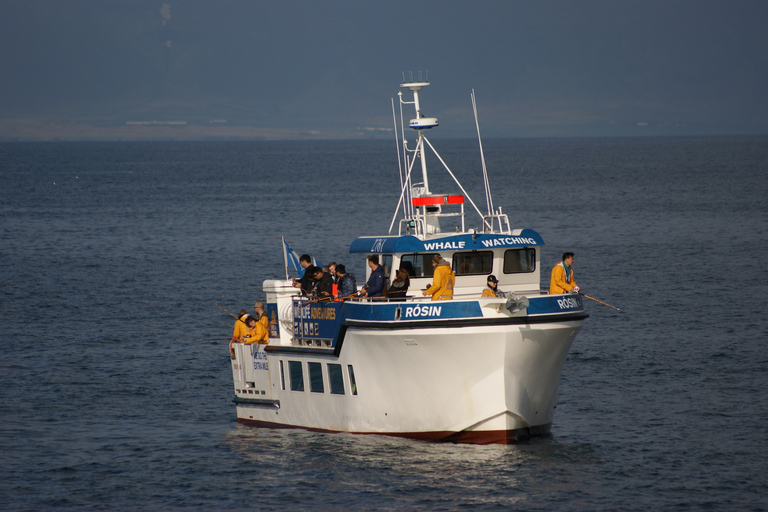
[282,237,322,279]
[283,237,304,278]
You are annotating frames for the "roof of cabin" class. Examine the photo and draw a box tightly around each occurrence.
[348,230,545,254]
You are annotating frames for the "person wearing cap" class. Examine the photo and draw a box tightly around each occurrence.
[549,252,580,295]
[482,275,507,298]
[422,255,455,301]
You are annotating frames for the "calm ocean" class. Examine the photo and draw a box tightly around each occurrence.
[1,137,767,511]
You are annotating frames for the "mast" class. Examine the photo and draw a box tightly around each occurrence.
[391,77,505,237]
[400,81,438,195]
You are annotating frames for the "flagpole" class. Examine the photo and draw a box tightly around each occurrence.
[281,235,289,280]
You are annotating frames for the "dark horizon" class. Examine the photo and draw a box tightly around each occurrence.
[2,1,767,141]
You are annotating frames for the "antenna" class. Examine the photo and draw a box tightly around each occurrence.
[472,89,494,217]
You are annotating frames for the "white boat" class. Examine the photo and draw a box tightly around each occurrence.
[229,80,588,444]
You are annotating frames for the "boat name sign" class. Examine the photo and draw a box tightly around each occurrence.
[556,297,580,310]
[403,305,442,318]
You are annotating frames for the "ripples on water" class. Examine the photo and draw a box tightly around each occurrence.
[1,137,767,510]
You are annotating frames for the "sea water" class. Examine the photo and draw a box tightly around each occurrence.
[1,137,767,510]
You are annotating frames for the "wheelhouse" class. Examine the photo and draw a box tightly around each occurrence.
[349,230,545,298]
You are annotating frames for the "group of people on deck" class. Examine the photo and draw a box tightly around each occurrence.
[230,251,580,347]
[231,302,269,345]
[291,254,359,301]
[229,251,580,353]
[285,250,581,303]
[362,254,454,301]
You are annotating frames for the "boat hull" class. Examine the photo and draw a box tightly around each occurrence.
[231,317,583,444]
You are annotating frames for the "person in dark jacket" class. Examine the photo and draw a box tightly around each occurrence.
[387,267,410,300]
[360,254,385,299]
[309,266,334,301]
[292,254,314,295]
[335,264,357,299]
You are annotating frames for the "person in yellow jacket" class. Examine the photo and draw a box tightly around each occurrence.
[230,311,252,357]
[243,316,268,344]
[231,310,250,341]
[481,275,506,298]
[549,252,580,295]
[422,255,455,300]
[253,301,269,342]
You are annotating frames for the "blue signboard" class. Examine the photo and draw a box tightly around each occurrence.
[294,301,345,341]
[348,230,544,254]
[264,302,280,339]
[526,295,584,315]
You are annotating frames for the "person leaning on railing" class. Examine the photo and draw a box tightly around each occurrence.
[549,252,580,295]
[360,255,386,299]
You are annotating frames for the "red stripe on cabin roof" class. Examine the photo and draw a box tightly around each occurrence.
[412,195,464,206]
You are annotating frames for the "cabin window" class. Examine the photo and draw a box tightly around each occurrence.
[347,365,358,395]
[452,251,494,276]
[503,248,536,274]
[328,363,345,395]
[308,362,324,393]
[381,254,393,282]
[288,360,304,391]
[399,253,439,278]
[279,360,286,390]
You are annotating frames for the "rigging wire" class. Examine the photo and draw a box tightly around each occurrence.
[472,89,494,218]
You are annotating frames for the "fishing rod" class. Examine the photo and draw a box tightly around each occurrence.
[213,302,241,320]
[578,292,620,311]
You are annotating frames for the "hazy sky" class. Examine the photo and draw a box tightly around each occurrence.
[1,0,767,140]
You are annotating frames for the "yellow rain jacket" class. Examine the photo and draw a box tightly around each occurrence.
[232,316,249,340]
[549,262,577,294]
[424,264,455,301]
[257,314,269,342]
[244,321,268,344]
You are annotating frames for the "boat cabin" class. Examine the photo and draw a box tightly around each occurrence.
[350,188,545,299]
[350,229,544,299]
